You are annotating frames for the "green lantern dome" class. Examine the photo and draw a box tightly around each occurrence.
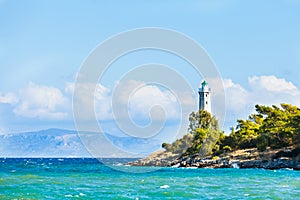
[201,80,208,86]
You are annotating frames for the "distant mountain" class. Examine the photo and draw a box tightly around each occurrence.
[0,128,161,157]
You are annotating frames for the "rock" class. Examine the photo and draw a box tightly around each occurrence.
[180,161,187,167]
[128,146,300,170]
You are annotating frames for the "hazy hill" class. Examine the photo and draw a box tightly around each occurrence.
[0,128,161,157]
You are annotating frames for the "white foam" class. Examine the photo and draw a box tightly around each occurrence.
[186,167,198,169]
[114,163,123,166]
[160,185,170,189]
[232,163,240,169]
[171,163,180,168]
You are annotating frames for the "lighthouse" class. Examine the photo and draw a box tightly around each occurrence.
[198,80,211,113]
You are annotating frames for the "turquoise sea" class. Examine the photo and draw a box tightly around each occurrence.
[0,158,299,199]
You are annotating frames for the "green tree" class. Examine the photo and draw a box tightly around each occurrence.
[188,111,219,134]
[256,104,299,148]
[225,103,300,151]
[184,110,221,157]
[162,110,221,157]
[161,133,194,155]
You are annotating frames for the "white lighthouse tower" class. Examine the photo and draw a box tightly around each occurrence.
[198,80,211,113]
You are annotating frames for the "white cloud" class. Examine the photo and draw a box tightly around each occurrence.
[128,84,180,120]
[0,126,5,135]
[0,92,18,104]
[13,80,190,123]
[101,79,196,139]
[94,84,112,120]
[112,80,144,105]
[111,80,195,122]
[70,82,112,121]
[223,79,249,112]
[248,75,299,95]
[13,82,69,120]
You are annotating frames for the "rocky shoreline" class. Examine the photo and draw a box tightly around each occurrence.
[129,146,300,170]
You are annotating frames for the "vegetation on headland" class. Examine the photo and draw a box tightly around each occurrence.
[162,103,300,158]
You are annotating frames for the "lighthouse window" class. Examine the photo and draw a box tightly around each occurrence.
[206,101,208,104]
[206,94,208,97]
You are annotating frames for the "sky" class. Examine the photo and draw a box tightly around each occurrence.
[0,0,300,137]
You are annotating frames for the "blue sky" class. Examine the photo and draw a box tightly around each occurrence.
[1,0,300,135]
